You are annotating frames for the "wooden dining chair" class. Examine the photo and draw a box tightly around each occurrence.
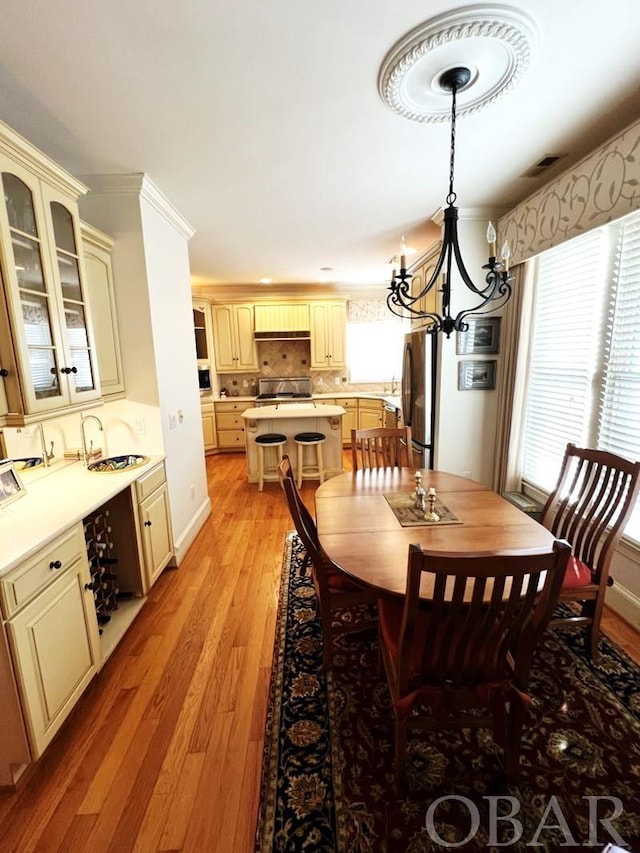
[540,442,640,662]
[278,456,377,668]
[378,540,571,785]
[351,426,413,470]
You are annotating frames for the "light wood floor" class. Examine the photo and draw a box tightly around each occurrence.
[0,452,638,852]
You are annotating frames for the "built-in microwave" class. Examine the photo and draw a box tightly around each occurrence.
[198,367,211,390]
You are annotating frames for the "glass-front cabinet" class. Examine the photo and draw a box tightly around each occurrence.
[0,126,100,424]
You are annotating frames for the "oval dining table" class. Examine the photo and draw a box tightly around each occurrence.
[314,468,558,598]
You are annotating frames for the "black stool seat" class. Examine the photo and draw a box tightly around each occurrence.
[294,432,326,442]
[255,433,287,444]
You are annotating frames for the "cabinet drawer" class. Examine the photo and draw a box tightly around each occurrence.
[359,399,384,412]
[135,462,166,502]
[216,414,244,430]
[217,430,245,448]
[340,398,358,410]
[1,525,86,618]
[215,400,249,414]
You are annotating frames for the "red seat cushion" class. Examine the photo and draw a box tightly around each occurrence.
[562,555,594,589]
[326,567,364,593]
[378,598,429,673]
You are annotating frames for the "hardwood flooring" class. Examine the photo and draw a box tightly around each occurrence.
[0,451,638,852]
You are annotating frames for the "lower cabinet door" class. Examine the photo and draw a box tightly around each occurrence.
[7,563,98,757]
[202,411,216,452]
[139,484,173,588]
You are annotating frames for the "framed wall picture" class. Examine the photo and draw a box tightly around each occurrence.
[456,317,501,355]
[458,360,497,391]
[0,461,27,508]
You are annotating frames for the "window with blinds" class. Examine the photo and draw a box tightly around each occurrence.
[522,209,640,541]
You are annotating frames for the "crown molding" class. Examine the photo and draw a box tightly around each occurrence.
[0,119,88,198]
[80,172,195,240]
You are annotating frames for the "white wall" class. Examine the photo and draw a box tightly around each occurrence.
[432,209,503,487]
[79,175,210,563]
[139,188,210,560]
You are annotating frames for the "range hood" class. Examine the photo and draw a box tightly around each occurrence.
[253,304,311,340]
[254,330,311,340]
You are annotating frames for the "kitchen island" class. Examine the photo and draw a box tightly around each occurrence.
[242,403,345,485]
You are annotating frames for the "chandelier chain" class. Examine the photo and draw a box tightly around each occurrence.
[446,85,458,205]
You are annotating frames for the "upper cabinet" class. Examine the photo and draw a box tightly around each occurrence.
[409,244,441,329]
[0,123,101,425]
[211,303,258,372]
[310,300,347,369]
[81,222,125,399]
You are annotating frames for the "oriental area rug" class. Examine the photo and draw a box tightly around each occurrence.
[255,533,640,852]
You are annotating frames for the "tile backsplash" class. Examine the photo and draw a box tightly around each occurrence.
[219,339,390,396]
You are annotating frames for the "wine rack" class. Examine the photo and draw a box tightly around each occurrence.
[83,509,128,634]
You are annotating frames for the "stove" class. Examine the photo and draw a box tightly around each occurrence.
[256,376,312,400]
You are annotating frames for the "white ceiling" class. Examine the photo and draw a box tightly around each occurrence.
[0,0,638,290]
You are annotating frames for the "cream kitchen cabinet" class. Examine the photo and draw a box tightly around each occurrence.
[211,303,258,372]
[81,222,125,399]
[309,301,347,369]
[135,462,174,590]
[1,523,99,758]
[358,399,384,429]
[339,398,358,443]
[409,243,441,330]
[201,401,216,453]
[214,399,249,450]
[0,123,102,426]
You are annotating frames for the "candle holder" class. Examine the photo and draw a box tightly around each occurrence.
[424,487,440,523]
[410,469,422,501]
[414,483,426,511]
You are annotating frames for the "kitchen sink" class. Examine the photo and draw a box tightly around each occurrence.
[0,456,44,471]
[87,454,148,473]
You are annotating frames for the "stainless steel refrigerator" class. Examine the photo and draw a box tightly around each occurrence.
[401,330,437,469]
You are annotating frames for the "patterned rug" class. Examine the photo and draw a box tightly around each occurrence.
[255,533,640,852]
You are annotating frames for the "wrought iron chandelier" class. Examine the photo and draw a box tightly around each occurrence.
[387,66,513,337]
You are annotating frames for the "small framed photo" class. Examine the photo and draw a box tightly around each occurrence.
[458,360,497,391]
[456,317,501,355]
[0,461,27,508]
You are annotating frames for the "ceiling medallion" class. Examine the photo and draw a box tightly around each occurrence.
[378,5,538,123]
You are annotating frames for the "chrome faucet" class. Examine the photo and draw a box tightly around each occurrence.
[37,422,55,467]
[80,414,104,466]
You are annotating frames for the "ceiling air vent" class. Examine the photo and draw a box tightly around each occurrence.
[521,154,564,178]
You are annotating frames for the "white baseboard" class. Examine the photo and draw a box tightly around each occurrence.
[606,582,640,632]
[171,497,211,566]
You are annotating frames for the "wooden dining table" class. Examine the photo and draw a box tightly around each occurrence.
[314,468,558,598]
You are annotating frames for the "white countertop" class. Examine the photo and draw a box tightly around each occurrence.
[241,403,345,419]
[0,455,165,576]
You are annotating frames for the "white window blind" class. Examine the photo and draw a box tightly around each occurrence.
[522,209,640,543]
[598,214,640,537]
[522,229,607,490]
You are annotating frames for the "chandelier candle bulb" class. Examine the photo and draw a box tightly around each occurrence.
[501,240,511,272]
[400,235,407,269]
[486,221,497,256]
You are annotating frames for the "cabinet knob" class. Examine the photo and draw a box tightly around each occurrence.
[61,367,70,374]
[49,560,62,570]
[144,520,152,527]
[0,367,7,377]
[70,366,78,374]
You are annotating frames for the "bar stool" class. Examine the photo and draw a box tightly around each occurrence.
[255,433,287,491]
[294,431,326,489]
